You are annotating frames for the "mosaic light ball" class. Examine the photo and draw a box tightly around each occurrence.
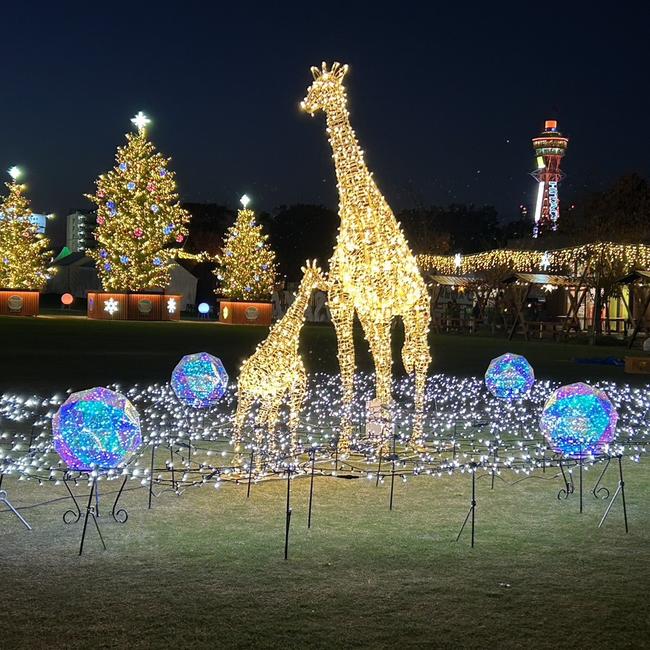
[540,382,618,457]
[52,387,141,471]
[171,352,229,408]
[485,353,535,399]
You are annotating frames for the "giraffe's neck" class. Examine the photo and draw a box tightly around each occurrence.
[325,94,377,217]
[267,281,313,349]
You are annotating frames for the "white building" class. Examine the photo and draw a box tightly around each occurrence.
[66,210,96,252]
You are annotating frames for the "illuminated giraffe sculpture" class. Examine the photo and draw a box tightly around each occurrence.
[301,62,431,452]
[234,260,326,464]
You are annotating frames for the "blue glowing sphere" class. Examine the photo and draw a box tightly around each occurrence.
[485,353,535,399]
[52,387,141,471]
[540,382,618,457]
[198,302,210,314]
[171,352,229,408]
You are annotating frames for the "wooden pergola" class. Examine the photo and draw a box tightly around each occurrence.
[501,273,588,341]
[618,270,650,348]
[426,274,489,333]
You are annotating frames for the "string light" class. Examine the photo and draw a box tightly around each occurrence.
[234,261,325,463]
[87,114,190,292]
[214,200,276,300]
[302,62,431,452]
[0,169,53,289]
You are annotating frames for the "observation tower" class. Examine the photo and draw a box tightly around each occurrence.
[531,120,569,237]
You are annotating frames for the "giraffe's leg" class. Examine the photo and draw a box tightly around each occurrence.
[402,300,432,448]
[233,389,255,463]
[329,299,355,454]
[254,400,272,471]
[288,367,308,460]
[358,313,393,452]
[265,395,283,459]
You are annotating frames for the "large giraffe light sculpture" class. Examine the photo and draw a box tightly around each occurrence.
[301,62,432,452]
[234,260,326,465]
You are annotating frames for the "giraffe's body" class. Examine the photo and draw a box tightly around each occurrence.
[302,62,431,451]
[234,261,325,464]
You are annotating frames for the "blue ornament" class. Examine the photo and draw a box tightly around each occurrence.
[52,387,141,471]
[226,250,233,257]
[261,263,269,270]
[127,181,136,190]
[171,352,229,408]
[244,286,252,293]
[159,169,167,177]
[254,275,260,281]
[3,258,9,264]
[106,201,116,210]
[104,262,112,271]
[119,255,130,264]
[163,224,174,235]
[153,257,162,266]
[150,204,159,214]
[100,249,108,259]
[540,383,618,458]
[485,353,535,399]
[119,162,128,172]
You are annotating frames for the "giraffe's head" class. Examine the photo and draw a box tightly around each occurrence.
[299,259,328,292]
[300,62,349,115]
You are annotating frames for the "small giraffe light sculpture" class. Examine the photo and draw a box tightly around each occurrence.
[234,260,326,464]
[301,62,432,452]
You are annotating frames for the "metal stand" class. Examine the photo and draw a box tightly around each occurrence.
[375,449,383,487]
[78,478,106,556]
[111,475,129,523]
[284,466,293,560]
[591,456,612,500]
[148,444,156,509]
[0,489,31,530]
[598,455,629,533]
[557,459,574,500]
[456,463,477,547]
[307,449,316,528]
[246,449,254,499]
[389,434,397,511]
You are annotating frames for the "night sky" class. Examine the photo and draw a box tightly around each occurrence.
[2,3,648,245]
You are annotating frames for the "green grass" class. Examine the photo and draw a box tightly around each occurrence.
[0,314,648,648]
[1,463,648,649]
[0,314,647,393]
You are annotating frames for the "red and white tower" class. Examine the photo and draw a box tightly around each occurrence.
[531,120,569,237]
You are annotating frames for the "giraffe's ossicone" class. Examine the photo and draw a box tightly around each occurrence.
[302,62,432,452]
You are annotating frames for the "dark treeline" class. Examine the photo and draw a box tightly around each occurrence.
[182,174,650,282]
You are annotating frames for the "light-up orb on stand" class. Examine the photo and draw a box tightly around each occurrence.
[540,382,618,457]
[485,353,535,399]
[198,302,210,316]
[61,293,74,306]
[171,352,229,408]
[52,387,141,471]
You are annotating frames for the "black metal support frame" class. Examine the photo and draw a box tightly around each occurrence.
[456,463,477,547]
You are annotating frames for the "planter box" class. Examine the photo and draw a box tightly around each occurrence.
[624,356,650,374]
[0,290,39,316]
[87,292,182,321]
[219,300,272,326]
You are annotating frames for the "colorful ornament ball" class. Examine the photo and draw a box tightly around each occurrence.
[484,353,535,399]
[171,352,229,408]
[540,382,618,457]
[52,387,142,471]
[198,302,210,314]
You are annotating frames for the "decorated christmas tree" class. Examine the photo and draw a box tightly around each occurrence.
[0,167,52,289]
[215,195,277,300]
[87,112,190,292]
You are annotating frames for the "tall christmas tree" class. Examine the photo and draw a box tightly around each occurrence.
[87,112,190,292]
[215,195,277,300]
[0,167,52,289]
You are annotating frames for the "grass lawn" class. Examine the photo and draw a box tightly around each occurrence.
[1,462,648,649]
[0,314,648,649]
[0,313,647,392]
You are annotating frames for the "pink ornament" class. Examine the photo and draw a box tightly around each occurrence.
[146,182,156,192]
[97,216,105,225]
[97,189,106,198]
[175,234,184,243]
[134,228,144,239]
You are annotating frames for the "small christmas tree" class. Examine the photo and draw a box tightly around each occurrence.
[87,112,190,292]
[0,167,52,289]
[215,195,277,300]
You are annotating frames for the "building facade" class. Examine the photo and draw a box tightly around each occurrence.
[66,210,96,252]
